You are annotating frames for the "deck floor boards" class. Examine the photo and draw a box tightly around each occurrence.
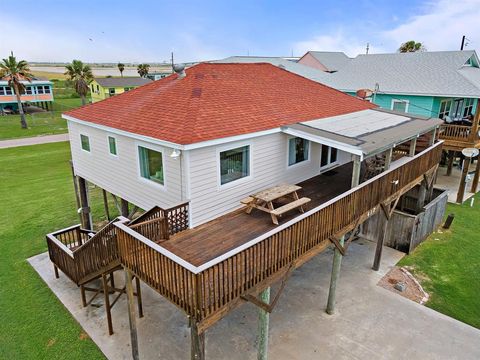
[161,163,353,267]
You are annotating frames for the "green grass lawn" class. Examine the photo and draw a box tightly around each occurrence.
[398,194,480,329]
[0,142,112,359]
[0,98,83,140]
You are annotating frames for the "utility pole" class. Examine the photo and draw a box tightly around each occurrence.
[171,52,174,72]
[461,35,466,50]
[366,43,370,55]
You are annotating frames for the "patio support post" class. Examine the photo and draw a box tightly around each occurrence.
[409,137,417,157]
[326,235,345,314]
[102,189,111,221]
[78,176,92,230]
[191,321,205,360]
[429,128,437,146]
[384,148,393,170]
[416,182,427,213]
[351,155,361,188]
[457,156,471,203]
[257,287,271,360]
[446,151,455,176]
[125,269,139,360]
[121,199,129,218]
[471,155,480,193]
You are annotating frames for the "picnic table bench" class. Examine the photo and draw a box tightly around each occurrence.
[241,184,311,225]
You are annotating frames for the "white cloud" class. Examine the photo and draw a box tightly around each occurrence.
[383,0,480,52]
[293,0,479,57]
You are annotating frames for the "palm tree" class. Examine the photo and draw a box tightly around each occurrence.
[118,62,125,77]
[64,60,94,105]
[398,41,426,53]
[0,52,33,129]
[137,63,150,78]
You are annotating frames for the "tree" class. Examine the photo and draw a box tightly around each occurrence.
[0,52,34,129]
[64,60,94,105]
[398,41,426,53]
[117,62,125,77]
[137,63,150,78]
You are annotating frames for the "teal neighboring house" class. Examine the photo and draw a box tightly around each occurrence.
[309,51,480,121]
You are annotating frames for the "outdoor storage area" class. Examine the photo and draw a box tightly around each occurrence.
[362,187,448,253]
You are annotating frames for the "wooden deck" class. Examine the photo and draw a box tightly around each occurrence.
[162,163,353,267]
[438,124,480,151]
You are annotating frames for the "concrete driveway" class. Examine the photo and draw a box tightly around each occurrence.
[29,239,480,360]
[0,133,69,149]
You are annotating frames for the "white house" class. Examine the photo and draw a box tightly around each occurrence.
[63,62,441,228]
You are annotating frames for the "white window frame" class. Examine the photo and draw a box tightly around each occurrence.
[320,144,339,170]
[287,136,311,168]
[107,135,118,157]
[391,99,409,113]
[463,98,475,117]
[439,99,452,119]
[80,134,91,153]
[135,141,167,190]
[216,142,252,189]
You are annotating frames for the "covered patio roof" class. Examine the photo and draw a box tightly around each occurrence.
[283,109,443,159]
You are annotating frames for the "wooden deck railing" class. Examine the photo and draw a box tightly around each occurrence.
[47,217,128,285]
[438,124,474,141]
[115,142,443,331]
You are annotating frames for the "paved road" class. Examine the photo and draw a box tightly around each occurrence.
[0,134,69,149]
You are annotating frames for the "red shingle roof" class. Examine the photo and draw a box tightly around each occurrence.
[65,63,376,145]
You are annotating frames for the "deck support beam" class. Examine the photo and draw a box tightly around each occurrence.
[372,197,399,271]
[384,148,393,170]
[257,287,270,360]
[191,321,205,360]
[446,151,455,176]
[457,156,471,204]
[125,269,139,360]
[351,155,361,188]
[409,137,417,157]
[471,155,480,194]
[78,176,92,230]
[121,199,129,218]
[326,235,345,315]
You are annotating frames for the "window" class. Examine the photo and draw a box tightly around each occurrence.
[463,98,475,117]
[36,86,44,94]
[288,137,309,166]
[1,86,13,95]
[0,87,5,96]
[91,84,95,92]
[139,146,164,185]
[108,136,117,155]
[439,99,452,119]
[320,145,338,168]
[108,88,115,96]
[80,134,90,152]
[391,99,409,113]
[124,87,134,92]
[25,86,33,95]
[44,86,51,94]
[220,145,250,185]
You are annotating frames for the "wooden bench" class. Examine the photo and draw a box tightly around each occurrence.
[270,197,311,217]
[240,196,254,205]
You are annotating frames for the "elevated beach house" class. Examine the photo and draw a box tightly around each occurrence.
[0,76,53,113]
[90,77,152,103]
[49,63,442,359]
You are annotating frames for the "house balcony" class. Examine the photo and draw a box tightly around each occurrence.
[114,141,443,333]
[438,123,480,151]
[0,93,54,104]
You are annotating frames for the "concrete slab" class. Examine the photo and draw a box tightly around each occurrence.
[29,240,480,360]
[436,164,479,203]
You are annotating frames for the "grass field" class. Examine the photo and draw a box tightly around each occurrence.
[32,70,69,80]
[0,142,112,359]
[398,194,480,329]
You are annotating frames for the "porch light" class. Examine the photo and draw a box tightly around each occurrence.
[170,148,181,159]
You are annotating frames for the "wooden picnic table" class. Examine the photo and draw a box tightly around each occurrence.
[243,184,311,225]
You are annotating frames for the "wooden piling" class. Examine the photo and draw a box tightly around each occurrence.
[121,199,129,218]
[125,269,139,360]
[191,321,205,360]
[372,216,389,271]
[471,156,480,193]
[409,137,417,157]
[326,236,344,314]
[78,176,92,230]
[456,156,471,203]
[102,273,114,335]
[257,287,271,360]
[446,151,454,176]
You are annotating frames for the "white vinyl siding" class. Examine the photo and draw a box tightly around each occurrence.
[187,133,351,226]
[68,121,183,211]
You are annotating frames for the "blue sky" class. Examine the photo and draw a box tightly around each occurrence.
[1,0,478,62]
